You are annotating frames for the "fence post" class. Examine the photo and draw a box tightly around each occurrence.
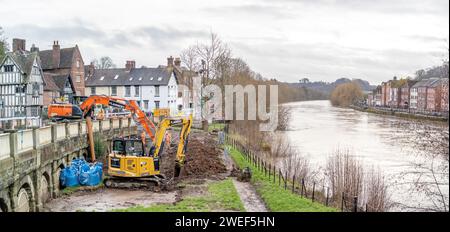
[273,165,276,183]
[301,179,304,197]
[353,196,358,212]
[312,182,315,202]
[264,161,266,177]
[284,171,288,190]
[365,204,368,212]
[278,169,281,186]
[292,175,296,193]
[268,163,271,179]
[341,193,345,212]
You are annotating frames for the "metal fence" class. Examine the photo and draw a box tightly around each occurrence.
[225,133,380,212]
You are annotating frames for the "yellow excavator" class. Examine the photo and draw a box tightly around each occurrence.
[77,95,192,188]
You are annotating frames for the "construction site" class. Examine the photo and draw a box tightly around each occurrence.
[0,94,277,212]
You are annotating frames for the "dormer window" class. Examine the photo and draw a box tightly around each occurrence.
[157,77,162,81]
[114,75,119,80]
[100,76,105,81]
[150,77,154,81]
[129,77,133,81]
[4,65,14,72]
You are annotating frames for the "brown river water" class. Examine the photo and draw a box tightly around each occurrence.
[282,100,449,211]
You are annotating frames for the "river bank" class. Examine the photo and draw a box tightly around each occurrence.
[350,105,449,122]
[281,100,449,211]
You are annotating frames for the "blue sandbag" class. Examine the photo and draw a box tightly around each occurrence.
[59,159,103,187]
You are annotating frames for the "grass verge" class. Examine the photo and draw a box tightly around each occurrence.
[227,146,337,212]
[112,178,245,212]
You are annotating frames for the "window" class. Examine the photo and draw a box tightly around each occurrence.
[135,86,139,97]
[76,75,81,83]
[155,85,160,97]
[125,86,131,97]
[91,87,96,95]
[155,101,160,109]
[4,65,14,72]
[111,86,117,96]
[76,60,80,68]
[144,100,149,109]
[137,101,141,107]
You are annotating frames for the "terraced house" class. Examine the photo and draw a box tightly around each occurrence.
[0,39,44,129]
[85,60,179,114]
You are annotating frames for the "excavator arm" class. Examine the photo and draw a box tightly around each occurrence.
[151,115,193,176]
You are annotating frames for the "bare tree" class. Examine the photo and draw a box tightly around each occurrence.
[92,56,116,69]
[0,26,8,61]
[180,45,200,72]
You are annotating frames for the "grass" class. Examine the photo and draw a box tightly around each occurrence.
[112,178,245,212]
[227,146,337,212]
[208,123,225,132]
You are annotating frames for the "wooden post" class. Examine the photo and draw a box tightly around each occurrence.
[341,193,345,212]
[284,171,287,190]
[353,196,358,212]
[292,175,296,193]
[86,116,96,162]
[366,204,369,212]
[268,163,271,179]
[278,169,281,186]
[301,179,304,197]
[326,187,330,206]
[273,165,276,183]
[312,182,316,202]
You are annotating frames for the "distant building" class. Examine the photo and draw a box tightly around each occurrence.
[39,41,85,96]
[410,78,441,112]
[426,78,443,112]
[441,79,449,113]
[399,80,417,109]
[374,86,382,106]
[43,73,76,105]
[85,60,179,114]
[0,39,44,129]
[381,81,391,107]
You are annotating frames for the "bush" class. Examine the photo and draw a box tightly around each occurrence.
[330,82,363,107]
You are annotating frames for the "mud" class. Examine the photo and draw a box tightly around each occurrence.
[161,131,227,179]
[43,188,177,212]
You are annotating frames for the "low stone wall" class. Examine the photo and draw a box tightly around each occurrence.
[0,134,10,160]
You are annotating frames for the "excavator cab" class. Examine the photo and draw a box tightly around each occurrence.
[112,138,145,157]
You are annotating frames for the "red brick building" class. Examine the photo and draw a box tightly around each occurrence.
[441,79,449,113]
[399,80,416,109]
[426,79,443,112]
[39,41,85,96]
[411,78,441,112]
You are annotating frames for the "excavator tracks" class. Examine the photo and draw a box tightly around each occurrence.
[103,175,169,191]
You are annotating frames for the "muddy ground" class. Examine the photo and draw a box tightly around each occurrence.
[44,131,229,212]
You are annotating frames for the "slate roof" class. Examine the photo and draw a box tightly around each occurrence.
[39,47,76,70]
[85,67,176,86]
[411,78,441,88]
[43,73,74,92]
[4,51,40,82]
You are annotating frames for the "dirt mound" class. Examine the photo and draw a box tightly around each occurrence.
[160,131,226,179]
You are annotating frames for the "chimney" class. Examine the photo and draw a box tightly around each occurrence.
[167,56,174,67]
[125,60,136,71]
[174,57,181,67]
[52,41,61,68]
[393,76,397,81]
[12,38,26,52]
[88,61,95,76]
[30,44,39,53]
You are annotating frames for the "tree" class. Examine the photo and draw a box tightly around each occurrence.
[91,56,116,69]
[330,81,364,107]
[180,45,200,72]
[0,26,8,62]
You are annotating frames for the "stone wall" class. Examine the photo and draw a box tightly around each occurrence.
[0,118,136,212]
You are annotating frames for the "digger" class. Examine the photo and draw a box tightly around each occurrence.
[76,95,192,188]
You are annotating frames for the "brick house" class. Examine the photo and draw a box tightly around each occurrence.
[410,78,441,111]
[441,79,449,113]
[426,79,442,112]
[399,80,417,109]
[381,81,391,107]
[43,73,76,105]
[39,41,85,96]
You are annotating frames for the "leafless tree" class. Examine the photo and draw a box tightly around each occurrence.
[0,26,8,61]
[180,45,200,72]
[92,56,116,69]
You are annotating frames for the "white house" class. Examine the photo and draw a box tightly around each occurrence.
[84,61,180,114]
[0,41,44,129]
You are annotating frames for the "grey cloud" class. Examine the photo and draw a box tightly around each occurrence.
[132,26,208,48]
[202,4,293,19]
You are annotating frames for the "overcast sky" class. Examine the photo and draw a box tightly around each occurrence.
[1,0,448,84]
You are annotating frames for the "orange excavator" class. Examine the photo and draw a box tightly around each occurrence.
[76,95,192,188]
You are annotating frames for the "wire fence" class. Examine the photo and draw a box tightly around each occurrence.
[224,133,379,212]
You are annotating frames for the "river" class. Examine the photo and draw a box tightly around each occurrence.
[282,100,449,211]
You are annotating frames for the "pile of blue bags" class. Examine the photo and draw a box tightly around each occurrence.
[60,159,103,187]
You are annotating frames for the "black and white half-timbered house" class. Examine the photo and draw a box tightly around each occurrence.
[0,50,44,130]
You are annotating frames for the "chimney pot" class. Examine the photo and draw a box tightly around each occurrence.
[174,57,181,67]
[125,60,136,71]
[167,56,174,67]
[12,38,26,52]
